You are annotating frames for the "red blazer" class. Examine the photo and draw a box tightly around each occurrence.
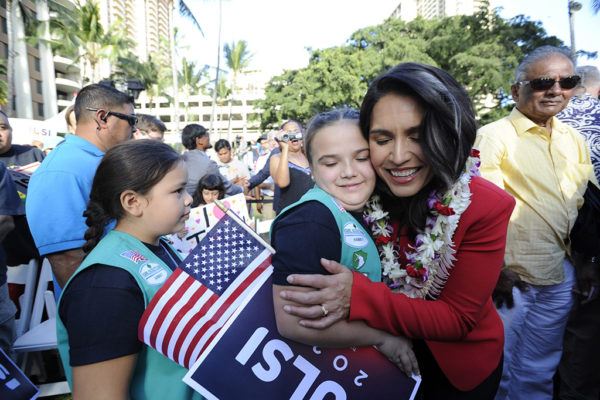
[349,176,515,391]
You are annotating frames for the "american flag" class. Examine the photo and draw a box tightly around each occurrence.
[138,213,273,368]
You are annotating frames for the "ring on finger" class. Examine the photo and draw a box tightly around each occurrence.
[320,304,328,317]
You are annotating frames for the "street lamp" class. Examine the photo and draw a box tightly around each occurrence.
[568,0,582,63]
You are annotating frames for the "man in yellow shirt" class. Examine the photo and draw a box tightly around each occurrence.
[476,46,594,400]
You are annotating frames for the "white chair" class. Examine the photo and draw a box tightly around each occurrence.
[7,259,39,337]
[13,258,70,396]
[13,258,56,353]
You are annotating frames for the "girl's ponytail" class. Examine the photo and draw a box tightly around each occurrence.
[82,140,181,253]
[82,200,111,254]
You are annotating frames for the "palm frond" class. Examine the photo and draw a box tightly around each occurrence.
[179,0,204,36]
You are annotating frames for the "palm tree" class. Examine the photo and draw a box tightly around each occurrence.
[0,59,8,106]
[178,58,208,122]
[51,0,133,83]
[171,0,203,132]
[6,0,33,117]
[224,40,252,140]
[209,75,231,137]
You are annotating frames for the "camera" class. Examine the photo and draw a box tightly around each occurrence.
[280,132,303,142]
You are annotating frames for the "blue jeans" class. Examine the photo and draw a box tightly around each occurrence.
[495,259,575,400]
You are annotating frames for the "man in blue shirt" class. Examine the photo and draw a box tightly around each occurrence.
[0,162,23,357]
[26,84,136,287]
[558,65,600,182]
[556,66,600,400]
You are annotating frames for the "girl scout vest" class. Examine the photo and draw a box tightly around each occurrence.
[275,186,381,282]
[56,230,203,400]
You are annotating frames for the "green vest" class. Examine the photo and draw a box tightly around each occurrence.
[56,230,203,400]
[275,186,381,282]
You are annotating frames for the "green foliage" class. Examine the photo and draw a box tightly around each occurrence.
[50,0,134,83]
[258,10,564,128]
[0,58,7,106]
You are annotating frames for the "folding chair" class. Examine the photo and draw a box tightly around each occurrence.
[7,259,38,337]
[13,259,69,396]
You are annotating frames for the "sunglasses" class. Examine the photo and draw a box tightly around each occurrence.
[516,75,581,91]
[87,107,138,127]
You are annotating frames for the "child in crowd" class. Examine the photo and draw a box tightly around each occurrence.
[192,174,225,207]
[271,108,418,375]
[56,140,201,400]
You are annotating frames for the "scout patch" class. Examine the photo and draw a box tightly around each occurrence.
[120,250,148,264]
[343,222,368,248]
[352,250,368,270]
[139,262,168,285]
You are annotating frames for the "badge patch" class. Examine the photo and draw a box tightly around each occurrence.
[352,250,368,270]
[139,262,168,285]
[343,222,369,248]
[120,250,148,264]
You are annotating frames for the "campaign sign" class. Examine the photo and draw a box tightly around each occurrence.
[184,279,420,399]
[164,193,251,258]
[0,349,39,400]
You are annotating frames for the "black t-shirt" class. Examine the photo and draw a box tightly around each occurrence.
[271,200,367,286]
[275,163,313,213]
[0,162,24,285]
[59,240,180,366]
[0,144,44,168]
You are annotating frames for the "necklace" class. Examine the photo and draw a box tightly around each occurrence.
[364,149,481,299]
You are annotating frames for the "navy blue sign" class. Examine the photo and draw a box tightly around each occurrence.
[0,349,39,400]
[185,278,420,399]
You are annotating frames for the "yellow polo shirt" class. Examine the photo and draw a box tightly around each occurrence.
[475,108,594,285]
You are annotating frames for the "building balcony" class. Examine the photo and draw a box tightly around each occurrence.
[55,77,81,94]
[53,55,80,74]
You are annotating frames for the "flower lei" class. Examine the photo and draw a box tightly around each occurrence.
[364,149,481,299]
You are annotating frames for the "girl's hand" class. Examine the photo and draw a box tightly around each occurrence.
[280,258,353,329]
[376,335,420,376]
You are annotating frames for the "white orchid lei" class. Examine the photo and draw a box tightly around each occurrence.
[363,149,481,299]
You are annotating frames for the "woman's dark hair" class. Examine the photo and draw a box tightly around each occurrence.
[181,123,208,150]
[214,139,232,152]
[83,140,182,253]
[192,174,225,207]
[304,108,359,164]
[280,119,304,132]
[360,62,477,231]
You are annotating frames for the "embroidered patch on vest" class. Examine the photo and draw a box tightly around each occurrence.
[343,222,368,248]
[139,262,168,285]
[120,250,148,264]
[351,250,368,270]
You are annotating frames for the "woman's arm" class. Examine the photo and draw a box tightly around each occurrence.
[72,355,137,400]
[282,184,515,340]
[270,142,291,188]
[274,284,419,375]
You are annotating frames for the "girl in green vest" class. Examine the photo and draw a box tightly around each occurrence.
[271,108,419,376]
[57,140,202,399]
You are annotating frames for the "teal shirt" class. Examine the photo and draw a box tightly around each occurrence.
[275,186,381,282]
[57,230,202,400]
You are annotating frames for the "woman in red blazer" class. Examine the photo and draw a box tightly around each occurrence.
[279,63,515,399]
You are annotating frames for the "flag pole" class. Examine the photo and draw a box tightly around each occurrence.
[214,200,275,254]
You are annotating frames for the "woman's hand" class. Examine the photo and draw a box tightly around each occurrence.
[279,258,353,329]
[376,335,420,376]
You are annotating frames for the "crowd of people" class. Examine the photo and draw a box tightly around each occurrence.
[0,44,599,399]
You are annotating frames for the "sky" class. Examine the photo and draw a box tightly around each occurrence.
[179,0,599,79]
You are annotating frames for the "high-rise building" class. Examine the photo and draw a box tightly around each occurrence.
[0,0,174,119]
[391,0,490,21]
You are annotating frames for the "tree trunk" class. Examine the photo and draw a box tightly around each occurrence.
[36,0,58,118]
[11,0,33,118]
